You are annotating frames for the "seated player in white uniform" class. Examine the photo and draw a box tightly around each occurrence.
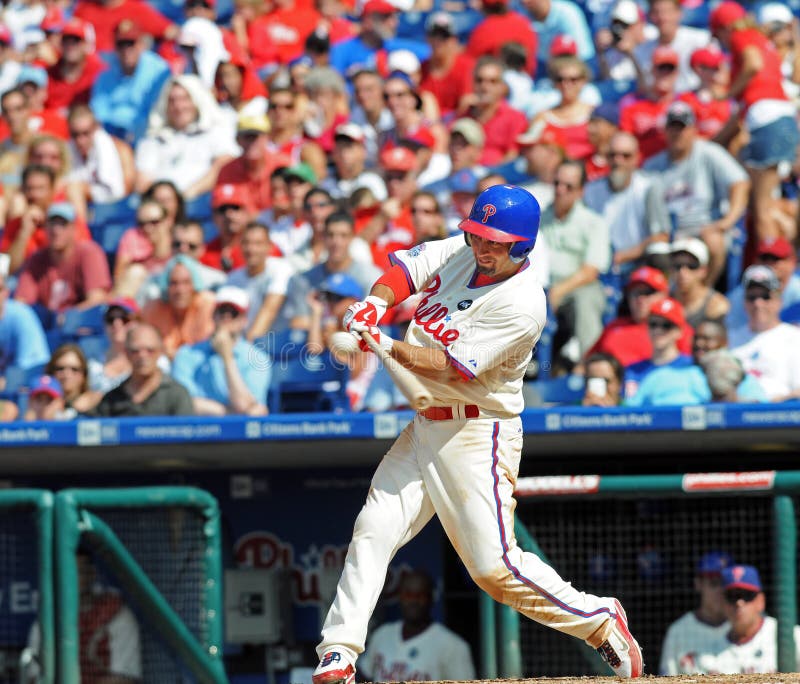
[360,569,475,682]
[696,564,800,674]
[659,551,733,675]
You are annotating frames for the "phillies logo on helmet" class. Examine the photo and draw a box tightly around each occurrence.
[481,204,496,223]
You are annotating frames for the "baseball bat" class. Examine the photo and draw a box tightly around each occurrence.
[359,331,434,411]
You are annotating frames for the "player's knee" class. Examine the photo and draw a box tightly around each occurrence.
[471,563,515,602]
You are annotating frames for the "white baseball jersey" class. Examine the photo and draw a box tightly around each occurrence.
[698,616,800,675]
[361,621,476,682]
[392,236,547,415]
[659,611,730,675]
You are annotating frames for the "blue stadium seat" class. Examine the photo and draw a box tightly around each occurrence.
[88,195,139,263]
[781,301,800,325]
[725,219,747,294]
[61,305,106,339]
[257,328,310,363]
[600,268,624,325]
[267,352,349,413]
[185,192,213,222]
[533,314,559,380]
[525,374,585,406]
[594,79,636,104]
[77,334,110,362]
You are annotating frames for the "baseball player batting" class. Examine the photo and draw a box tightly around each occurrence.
[312,185,643,684]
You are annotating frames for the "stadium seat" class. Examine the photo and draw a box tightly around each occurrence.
[267,352,349,413]
[532,314,559,380]
[257,328,310,363]
[600,268,624,325]
[725,219,747,294]
[77,334,110,362]
[184,192,213,222]
[61,306,106,339]
[524,374,585,406]
[594,79,636,104]
[781,301,800,325]
[88,195,139,263]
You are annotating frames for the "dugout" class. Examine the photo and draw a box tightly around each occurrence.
[1,404,800,681]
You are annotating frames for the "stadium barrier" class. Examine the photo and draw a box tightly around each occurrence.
[0,490,54,684]
[481,471,800,678]
[1,486,228,684]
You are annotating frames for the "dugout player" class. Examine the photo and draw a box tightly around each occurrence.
[311,184,643,683]
[659,550,733,675]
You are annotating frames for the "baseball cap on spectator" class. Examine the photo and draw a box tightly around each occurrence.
[666,100,696,127]
[106,297,139,315]
[652,45,679,66]
[649,297,685,327]
[671,237,709,266]
[212,183,250,209]
[361,0,396,16]
[612,0,640,25]
[425,11,456,36]
[319,272,363,300]
[401,127,436,150]
[451,118,485,147]
[721,564,762,592]
[591,102,620,127]
[62,18,89,40]
[757,236,795,260]
[550,34,578,57]
[517,120,566,150]
[114,19,142,42]
[0,24,11,45]
[17,64,48,89]
[709,1,747,33]
[386,70,422,109]
[285,162,317,185]
[380,145,417,171]
[742,264,780,291]
[335,123,366,143]
[690,46,726,71]
[46,202,76,222]
[289,54,314,70]
[758,2,793,26]
[237,113,270,134]
[214,285,250,313]
[626,266,668,293]
[450,168,481,194]
[30,375,63,399]
[696,551,734,576]
[40,7,65,33]
[388,49,420,75]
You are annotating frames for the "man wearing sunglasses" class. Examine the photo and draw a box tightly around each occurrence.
[705,565,800,674]
[730,265,800,402]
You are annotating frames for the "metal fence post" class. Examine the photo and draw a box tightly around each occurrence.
[479,591,497,679]
[774,495,797,673]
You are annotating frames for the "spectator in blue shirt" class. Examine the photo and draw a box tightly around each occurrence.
[0,267,50,381]
[626,297,710,406]
[521,0,595,70]
[90,20,171,144]
[172,285,270,416]
[329,0,430,78]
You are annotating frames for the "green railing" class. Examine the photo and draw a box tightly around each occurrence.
[54,487,227,684]
[0,489,54,684]
[480,471,800,677]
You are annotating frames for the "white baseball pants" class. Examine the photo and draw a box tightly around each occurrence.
[318,414,618,664]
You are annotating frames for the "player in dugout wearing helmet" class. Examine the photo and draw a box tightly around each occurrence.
[312,184,643,683]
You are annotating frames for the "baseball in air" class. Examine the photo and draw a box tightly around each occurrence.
[330,331,360,355]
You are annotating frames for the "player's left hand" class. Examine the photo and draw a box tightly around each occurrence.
[356,326,395,354]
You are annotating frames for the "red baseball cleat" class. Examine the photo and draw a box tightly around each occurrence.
[596,599,644,678]
[312,651,356,684]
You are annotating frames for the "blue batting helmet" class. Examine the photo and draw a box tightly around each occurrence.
[458,184,540,263]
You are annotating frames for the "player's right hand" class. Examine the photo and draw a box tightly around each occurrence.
[343,296,388,335]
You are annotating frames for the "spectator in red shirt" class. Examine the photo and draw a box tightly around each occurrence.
[14,202,110,313]
[619,45,680,161]
[73,0,178,53]
[45,19,106,115]
[463,56,528,165]
[360,146,417,269]
[530,55,595,161]
[267,86,328,182]
[217,113,292,212]
[201,183,254,273]
[585,265,693,367]
[710,0,799,242]
[419,12,475,119]
[247,0,321,68]
[466,0,538,75]
[678,46,733,141]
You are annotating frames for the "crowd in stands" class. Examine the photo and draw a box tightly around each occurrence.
[0,0,800,418]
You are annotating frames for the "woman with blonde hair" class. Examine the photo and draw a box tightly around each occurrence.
[530,55,595,161]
